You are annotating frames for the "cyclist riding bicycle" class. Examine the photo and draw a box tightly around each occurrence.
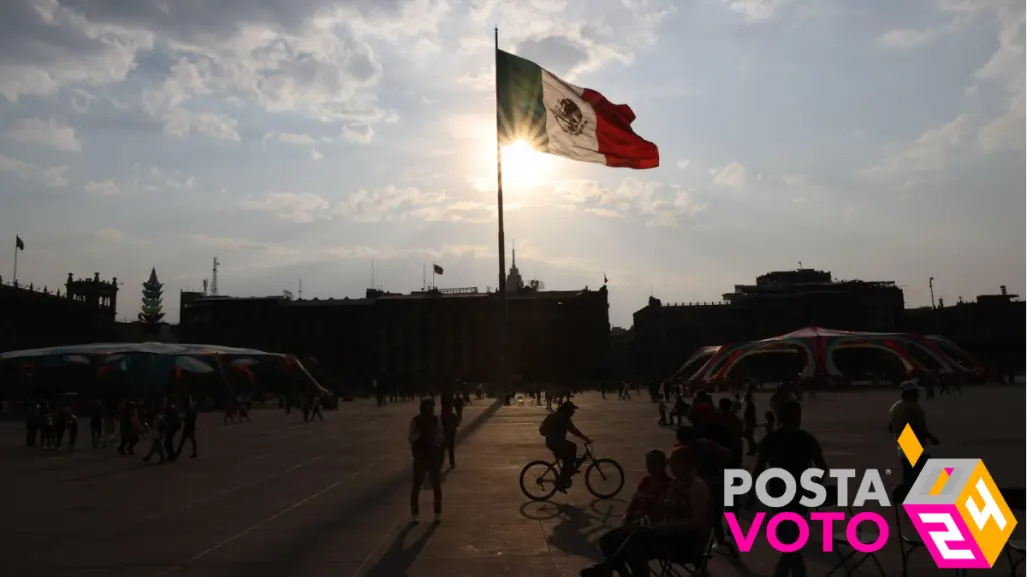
[539,401,592,491]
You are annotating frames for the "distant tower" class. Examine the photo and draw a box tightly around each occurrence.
[299,278,303,299]
[210,257,220,296]
[506,248,524,292]
[202,278,208,295]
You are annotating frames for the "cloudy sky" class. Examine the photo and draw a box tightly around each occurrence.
[0,0,1023,327]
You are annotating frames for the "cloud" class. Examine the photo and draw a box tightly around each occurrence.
[641,189,708,227]
[974,2,1025,152]
[238,186,451,224]
[0,154,69,188]
[310,148,324,161]
[263,132,316,146]
[675,158,691,169]
[84,180,120,196]
[467,0,675,80]
[549,177,707,225]
[163,108,240,141]
[7,117,81,152]
[69,89,99,113]
[409,201,495,223]
[585,207,624,218]
[95,228,128,243]
[335,186,447,222]
[877,28,940,49]
[711,162,748,187]
[342,124,374,144]
[721,0,793,23]
[780,173,810,186]
[0,1,153,102]
[238,192,333,224]
[865,115,971,179]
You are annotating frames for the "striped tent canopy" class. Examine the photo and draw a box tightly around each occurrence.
[0,342,276,360]
[673,326,975,383]
[0,342,327,399]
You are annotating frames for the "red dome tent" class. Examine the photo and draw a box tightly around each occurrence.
[673,326,969,384]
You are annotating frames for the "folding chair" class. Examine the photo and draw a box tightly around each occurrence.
[891,485,925,577]
[654,529,715,577]
[1000,487,1025,577]
[818,484,887,577]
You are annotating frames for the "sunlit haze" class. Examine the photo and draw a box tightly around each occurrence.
[0,0,1023,326]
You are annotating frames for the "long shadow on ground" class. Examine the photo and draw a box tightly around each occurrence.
[363,521,439,577]
[215,397,506,577]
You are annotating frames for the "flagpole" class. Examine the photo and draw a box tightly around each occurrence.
[12,236,18,285]
[432,263,436,290]
[494,27,509,390]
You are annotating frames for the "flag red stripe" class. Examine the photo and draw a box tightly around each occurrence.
[581,89,659,169]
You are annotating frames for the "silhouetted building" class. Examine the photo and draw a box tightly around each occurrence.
[0,272,118,352]
[180,284,611,386]
[904,287,1025,368]
[631,269,905,378]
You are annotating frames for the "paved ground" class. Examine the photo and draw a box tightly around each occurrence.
[0,387,1023,577]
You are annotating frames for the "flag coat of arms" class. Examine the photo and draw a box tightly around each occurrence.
[496,49,659,169]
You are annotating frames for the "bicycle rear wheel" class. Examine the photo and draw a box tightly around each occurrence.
[520,460,560,501]
[585,458,625,499]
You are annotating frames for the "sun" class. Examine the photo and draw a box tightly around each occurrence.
[500,139,554,189]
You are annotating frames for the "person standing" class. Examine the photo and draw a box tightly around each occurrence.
[889,381,940,488]
[409,398,444,523]
[749,401,827,577]
[440,403,459,468]
[164,403,181,460]
[176,401,198,459]
[90,401,103,448]
[742,392,758,455]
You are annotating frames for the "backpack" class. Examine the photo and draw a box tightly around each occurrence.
[412,415,440,458]
[539,413,556,437]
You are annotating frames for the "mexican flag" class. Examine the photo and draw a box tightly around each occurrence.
[496,49,659,169]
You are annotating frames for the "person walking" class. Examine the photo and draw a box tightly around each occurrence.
[409,398,444,524]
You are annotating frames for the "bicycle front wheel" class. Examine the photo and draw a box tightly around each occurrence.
[520,460,560,501]
[585,458,625,499]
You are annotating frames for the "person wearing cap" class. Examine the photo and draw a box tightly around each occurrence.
[409,397,445,523]
[889,381,940,488]
[539,400,592,491]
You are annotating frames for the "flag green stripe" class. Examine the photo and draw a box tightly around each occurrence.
[496,50,550,151]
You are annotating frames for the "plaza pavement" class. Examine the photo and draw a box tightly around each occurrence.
[0,386,1023,577]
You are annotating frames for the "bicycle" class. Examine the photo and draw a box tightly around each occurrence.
[519,441,625,502]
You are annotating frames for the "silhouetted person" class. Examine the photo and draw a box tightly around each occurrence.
[751,401,827,577]
[409,398,443,523]
[441,404,459,468]
[90,401,102,447]
[176,401,198,459]
[67,412,78,450]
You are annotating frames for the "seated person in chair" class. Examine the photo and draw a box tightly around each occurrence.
[581,447,712,577]
[596,450,672,552]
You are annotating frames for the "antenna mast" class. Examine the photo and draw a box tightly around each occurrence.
[211,257,220,296]
[299,277,303,300]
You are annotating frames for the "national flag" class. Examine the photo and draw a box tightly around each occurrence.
[15,235,24,251]
[433,264,444,275]
[496,49,659,169]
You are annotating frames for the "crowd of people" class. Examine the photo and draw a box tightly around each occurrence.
[570,377,943,577]
[22,398,199,462]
